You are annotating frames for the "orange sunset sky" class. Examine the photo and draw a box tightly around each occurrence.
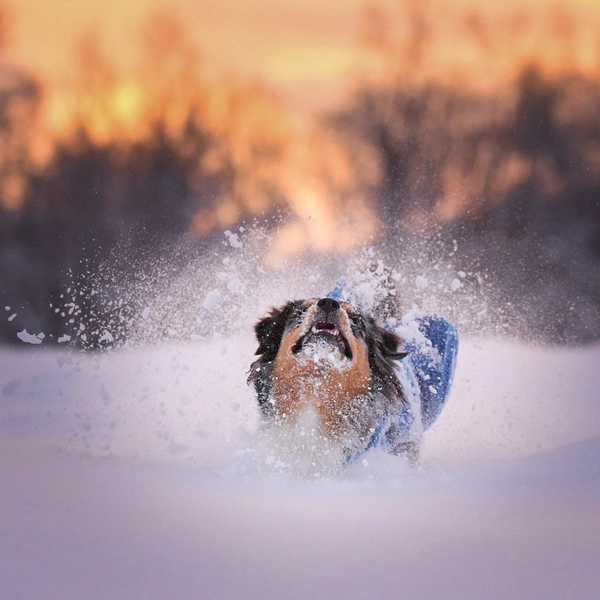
[8,0,600,114]
[3,0,600,260]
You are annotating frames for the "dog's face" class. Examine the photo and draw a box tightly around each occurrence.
[249,297,406,451]
[271,297,369,368]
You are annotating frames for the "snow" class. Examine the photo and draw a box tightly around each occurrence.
[225,229,243,249]
[202,289,222,309]
[1,335,600,599]
[227,278,241,294]
[450,277,463,291]
[98,330,114,344]
[415,275,429,289]
[300,337,352,371]
[16,328,44,344]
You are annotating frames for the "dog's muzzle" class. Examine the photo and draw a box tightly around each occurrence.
[291,297,353,359]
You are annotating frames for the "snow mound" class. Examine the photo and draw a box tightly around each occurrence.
[2,335,600,599]
[2,238,600,598]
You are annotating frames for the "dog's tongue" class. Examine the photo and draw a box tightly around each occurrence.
[313,321,338,334]
[310,322,347,355]
[292,320,352,360]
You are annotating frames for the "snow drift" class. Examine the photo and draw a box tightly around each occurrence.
[1,234,600,599]
[2,338,600,599]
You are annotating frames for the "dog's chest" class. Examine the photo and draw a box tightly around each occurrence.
[271,354,371,439]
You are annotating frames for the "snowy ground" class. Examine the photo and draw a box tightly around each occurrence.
[2,336,600,599]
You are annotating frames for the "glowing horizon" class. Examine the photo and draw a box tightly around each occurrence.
[3,0,600,263]
[10,0,600,117]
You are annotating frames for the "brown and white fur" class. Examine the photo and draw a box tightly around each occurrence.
[248,297,414,460]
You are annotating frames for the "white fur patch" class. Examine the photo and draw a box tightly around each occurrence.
[297,337,352,371]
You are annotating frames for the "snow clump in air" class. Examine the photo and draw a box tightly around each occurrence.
[17,329,45,345]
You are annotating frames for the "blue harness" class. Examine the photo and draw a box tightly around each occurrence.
[328,283,459,459]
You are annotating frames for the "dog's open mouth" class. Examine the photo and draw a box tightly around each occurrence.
[292,321,353,359]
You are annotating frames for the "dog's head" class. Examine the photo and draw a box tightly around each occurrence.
[248,297,407,448]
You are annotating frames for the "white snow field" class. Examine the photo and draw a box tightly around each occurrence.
[1,334,600,600]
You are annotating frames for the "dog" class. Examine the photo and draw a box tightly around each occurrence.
[248,296,430,463]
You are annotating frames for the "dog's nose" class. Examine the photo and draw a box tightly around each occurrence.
[317,297,340,314]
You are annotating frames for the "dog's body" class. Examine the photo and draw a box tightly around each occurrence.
[248,296,435,462]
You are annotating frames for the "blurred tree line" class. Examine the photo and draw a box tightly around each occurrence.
[0,9,291,347]
[1,3,599,345]
[329,0,600,343]
[331,65,600,342]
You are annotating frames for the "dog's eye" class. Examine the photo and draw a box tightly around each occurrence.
[287,307,307,328]
[348,312,366,336]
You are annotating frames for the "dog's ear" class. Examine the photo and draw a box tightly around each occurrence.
[378,326,408,360]
[254,309,282,357]
[366,321,407,407]
[250,302,302,415]
[254,302,299,361]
